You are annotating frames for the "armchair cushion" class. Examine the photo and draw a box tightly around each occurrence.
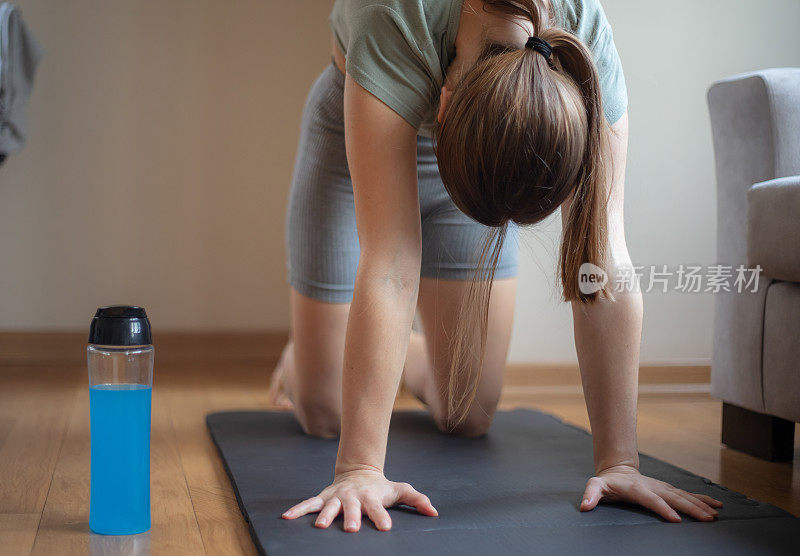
[747,176,800,282]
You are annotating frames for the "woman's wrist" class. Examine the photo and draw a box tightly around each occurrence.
[592,432,639,474]
[335,428,388,478]
[594,453,640,475]
[334,459,384,477]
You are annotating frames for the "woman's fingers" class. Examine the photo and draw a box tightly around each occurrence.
[282,478,436,534]
[314,498,341,529]
[363,498,392,531]
[693,493,724,508]
[629,486,681,522]
[283,496,324,519]
[662,490,715,521]
[395,483,438,516]
[580,477,605,511]
[342,498,362,532]
[674,490,718,517]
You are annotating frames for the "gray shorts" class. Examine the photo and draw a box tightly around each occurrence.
[286,63,519,303]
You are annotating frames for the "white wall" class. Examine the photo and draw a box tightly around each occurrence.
[0,0,332,330]
[2,1,799,363]
[508,0,800,363]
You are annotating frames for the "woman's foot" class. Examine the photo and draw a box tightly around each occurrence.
[269,341,295,410]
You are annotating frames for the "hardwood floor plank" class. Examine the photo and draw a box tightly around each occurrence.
[30,384,91,555]
[163,365,263,555]
[149,388,207,554]
[0,514,40,556]
[0,367,79,514]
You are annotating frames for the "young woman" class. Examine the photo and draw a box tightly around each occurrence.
[273,0,723,532]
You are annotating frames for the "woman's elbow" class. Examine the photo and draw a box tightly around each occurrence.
[358,246,421,298]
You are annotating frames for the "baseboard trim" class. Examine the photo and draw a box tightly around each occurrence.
[0,330,289,367]
[0,332,711,389]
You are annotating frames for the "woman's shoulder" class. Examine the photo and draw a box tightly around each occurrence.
[331,0,421,47]
[330,0,448,131]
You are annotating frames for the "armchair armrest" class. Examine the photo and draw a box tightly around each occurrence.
[747,176,800,282]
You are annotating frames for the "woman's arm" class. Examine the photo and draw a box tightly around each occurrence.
[568,111,640,473]
[566,112,723,521]
[337,71,422,476]
[282,74,437,532]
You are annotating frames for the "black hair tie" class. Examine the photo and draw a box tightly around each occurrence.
[525,36,552,60]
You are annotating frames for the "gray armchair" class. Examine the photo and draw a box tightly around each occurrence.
[707,68,800,462]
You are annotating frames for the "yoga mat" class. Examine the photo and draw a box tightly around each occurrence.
[206,410,799,555]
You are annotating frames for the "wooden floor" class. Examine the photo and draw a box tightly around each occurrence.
[1,333,798,555]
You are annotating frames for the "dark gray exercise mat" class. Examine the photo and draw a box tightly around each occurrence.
[206,410,800,555]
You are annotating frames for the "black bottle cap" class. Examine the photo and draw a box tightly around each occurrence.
[88,305,153,346]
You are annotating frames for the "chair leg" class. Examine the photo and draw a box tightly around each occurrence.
[721,402,795,462]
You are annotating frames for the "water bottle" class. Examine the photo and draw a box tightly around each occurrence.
[87,305,154,535]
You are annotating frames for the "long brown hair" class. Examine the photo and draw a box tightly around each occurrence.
[434,0,611,428]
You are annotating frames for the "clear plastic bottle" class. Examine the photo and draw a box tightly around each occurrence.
[87,306,154,535]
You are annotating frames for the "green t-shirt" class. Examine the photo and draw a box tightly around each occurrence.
[329,0,628,136]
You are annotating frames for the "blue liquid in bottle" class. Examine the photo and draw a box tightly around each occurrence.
[89,383,152,535]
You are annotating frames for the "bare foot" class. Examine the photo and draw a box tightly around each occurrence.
[269,342,295,410]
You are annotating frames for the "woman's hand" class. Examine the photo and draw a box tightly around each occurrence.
[580,464,723,522]
[282,469,438,532]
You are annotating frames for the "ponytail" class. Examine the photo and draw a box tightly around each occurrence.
[539,28,611,302]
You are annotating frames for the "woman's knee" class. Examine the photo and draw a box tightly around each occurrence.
[434,406,495,437]
[295,396,341,438]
